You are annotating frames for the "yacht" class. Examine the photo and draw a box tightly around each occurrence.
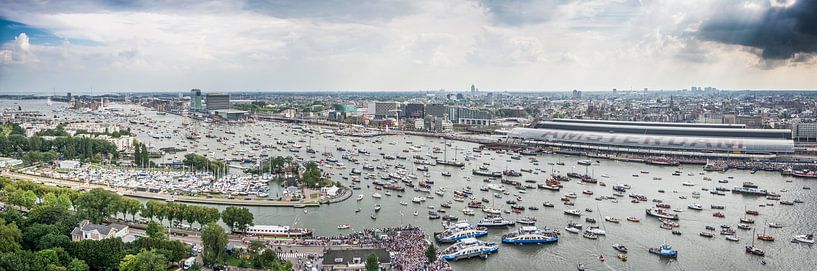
[477,216,515,228]
[646,207,679,220]
[501,226,558,244]
[585,226,606,235]
[793,234,815,244]
[563,209,582,216]
[440,238,499,261]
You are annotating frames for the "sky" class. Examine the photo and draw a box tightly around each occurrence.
[0,0,816,94]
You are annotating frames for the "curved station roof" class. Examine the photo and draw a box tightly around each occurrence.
[510,127,794,154]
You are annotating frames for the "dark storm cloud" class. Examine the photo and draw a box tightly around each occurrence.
[698,0,817,60]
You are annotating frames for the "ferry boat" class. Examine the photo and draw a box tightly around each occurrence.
[472,170,502,178]
[646,208,679,220]
[501,226,558,244]
[477,216,515,228]
[434,222,489,243]
[440,238,499,261]
[731,186,769,196]
[646,158,680,166]
[242,225,312,237]
[516,216,537,225]
[648,244,678,258]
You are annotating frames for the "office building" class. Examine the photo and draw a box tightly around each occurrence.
[190,89,203,112]
[404,103,425,118]
[205,93,230,111]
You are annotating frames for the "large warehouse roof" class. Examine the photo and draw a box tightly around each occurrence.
[509,127,794,154]
[534,122,791,139]
[551,118,746,129]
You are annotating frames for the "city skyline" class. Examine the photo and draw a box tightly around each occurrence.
[1,0,817,93]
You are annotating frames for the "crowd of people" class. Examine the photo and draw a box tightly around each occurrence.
[245,225,453,271]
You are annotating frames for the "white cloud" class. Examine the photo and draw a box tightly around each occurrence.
[0,33,37,64]
[0,0,815,92]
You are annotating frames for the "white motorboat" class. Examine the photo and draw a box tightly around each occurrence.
[793,234,815,244]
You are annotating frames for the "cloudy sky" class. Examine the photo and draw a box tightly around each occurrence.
[1,0,815,93]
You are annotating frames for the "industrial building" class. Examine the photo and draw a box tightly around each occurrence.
[510,119,794,158]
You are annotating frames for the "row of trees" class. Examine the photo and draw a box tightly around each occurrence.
[0,178,193,270]
[0,133,119,163]
[1,178,247,231]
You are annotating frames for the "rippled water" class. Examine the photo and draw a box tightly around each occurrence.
[7,100,817,270]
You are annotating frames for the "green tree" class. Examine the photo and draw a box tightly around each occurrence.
[201,223,228,266]
[365,253,379,271]
[301,161,328,188]
[145,221,167,240]
[68,237,127,271]
[74,188,120,224]
[22,223,61,250]
[0,220,22,253]
[8,189,37,209]
[119,249,167,271]
[67,258,89,271]
[121,198,142,222]
[425,243,437,263]
[221,206,253,232]
[27,204,78,235]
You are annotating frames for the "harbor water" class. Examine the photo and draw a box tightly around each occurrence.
[5,100,817,270]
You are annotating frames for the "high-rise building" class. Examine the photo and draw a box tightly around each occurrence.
[205,93,230,111]
[404,103,425,118]
[425,104,447,118]
[190,89,203,112]
[371,102,400,118]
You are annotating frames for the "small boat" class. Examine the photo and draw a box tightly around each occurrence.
[617,253,627,262]
[687,203,703,210]
[626,216,640,222]
[700,232,714,238]
[564,209,582,216]
[793,234,815,244]
[726,235,739,242]
[356,195,364,201]
[712,212,725,218]
[648,244,678,258]
[745,245,765,256]
[565,226,580,234]
[604,216,620,223]
[582,231,598,239]
[672,230,682,235]
[613,243,628,253]
[768,222,784,229]
[337,224,350,229]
